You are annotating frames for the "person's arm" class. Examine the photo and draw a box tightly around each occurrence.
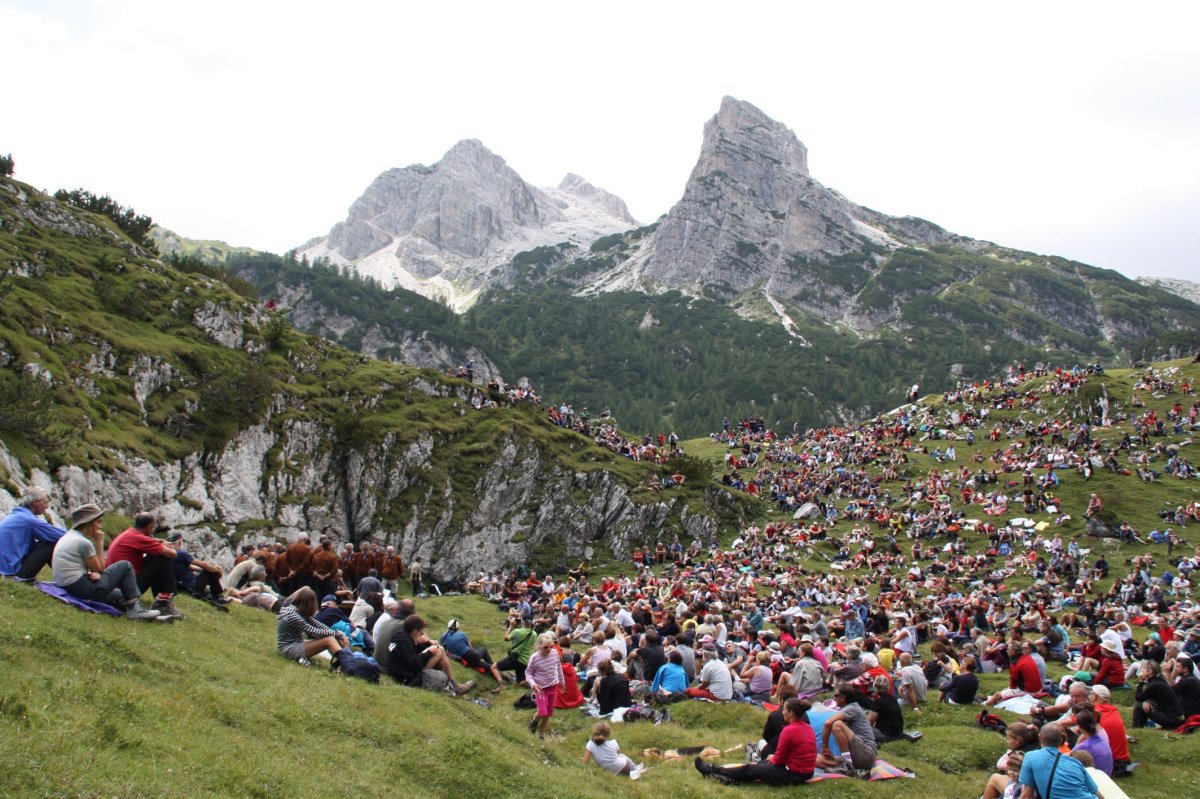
[192,559,222,574]
[582,745,594,764]
[820,712,845,751]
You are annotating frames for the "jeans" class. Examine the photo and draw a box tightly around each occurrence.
[64,560,138,606]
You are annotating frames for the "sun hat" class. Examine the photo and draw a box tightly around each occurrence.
[69,503,104,529]
[1100,640,1120,654]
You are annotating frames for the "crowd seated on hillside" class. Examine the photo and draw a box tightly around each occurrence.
[5,358,1200,786]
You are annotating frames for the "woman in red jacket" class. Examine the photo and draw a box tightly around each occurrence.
[694,698,816,785]
[1094,640,1126,689]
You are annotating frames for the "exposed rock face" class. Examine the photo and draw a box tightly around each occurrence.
[0,421,717,577]
[1137,276,1200,305]
[300,140,638,310]
[595,97,964,308]
[557,173,638,226]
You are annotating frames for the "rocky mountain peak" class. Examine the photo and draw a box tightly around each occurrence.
[700,96,810,179]
[301,143,635,311]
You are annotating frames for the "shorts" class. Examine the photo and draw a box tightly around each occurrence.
[847,733,877,769]
[281,642,308,661]
[535,684,560,717]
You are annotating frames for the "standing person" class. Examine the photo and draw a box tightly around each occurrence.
[0,486,66,579]
[695,698,816,785]
[308,537,340,599]
[583,721,640,778]
[380,546,402,593]
[50,503,159,620]
[410,557,423,595]
[526,632,565,739]
[105,512,183,618]
[1017,723,1098,799]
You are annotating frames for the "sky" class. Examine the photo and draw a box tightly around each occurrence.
[4,1,1199,282]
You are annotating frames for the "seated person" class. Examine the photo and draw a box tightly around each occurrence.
[815,682,878,771]
[941,655,981,704]
[686,645,734,701]
[583,721,640,778]
[695,698,816,785]
[0,485,66,579]
[50,503,159,620]
[440,617,506,688]
[166,531,229,606]
[649,649,690,696]
[275,586,346,663]
[105,512,181,618]
[867,675,904,744]
[593,659,632,714]
[385,614,475,696]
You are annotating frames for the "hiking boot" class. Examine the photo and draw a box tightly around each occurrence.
[126,603,160,621]
[528,715,540,734]
[214,596,233,606]
[452,679,476,696]
[152,595,185,620]
[694,756,715,777]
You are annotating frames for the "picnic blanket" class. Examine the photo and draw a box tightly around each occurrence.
[34,581,122,616]
[808,759,914,782]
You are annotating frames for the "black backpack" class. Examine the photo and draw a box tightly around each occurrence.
[333,649,380,683]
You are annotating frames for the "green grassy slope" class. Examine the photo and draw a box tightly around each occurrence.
[2,582,1197,799]
[686,359,1200,549]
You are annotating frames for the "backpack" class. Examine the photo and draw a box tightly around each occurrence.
[977,709,1007,734]
[333,649,380,683]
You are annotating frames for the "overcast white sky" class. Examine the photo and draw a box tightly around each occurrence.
[4,1,1199,281]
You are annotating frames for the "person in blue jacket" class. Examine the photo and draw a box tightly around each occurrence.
[651,649,690,695]
[0,486,66,578]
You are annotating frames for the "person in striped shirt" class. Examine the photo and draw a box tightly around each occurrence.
[276,586,347,663]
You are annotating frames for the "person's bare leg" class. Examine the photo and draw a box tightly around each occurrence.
[982,773,1010,799]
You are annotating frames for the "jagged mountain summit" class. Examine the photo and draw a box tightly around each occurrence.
[299,139,637,311]
[581,97,1197,350]
[589,96,985,327]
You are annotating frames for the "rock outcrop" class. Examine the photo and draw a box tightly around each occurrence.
[300,140,638,311]
[1137,276,1200,306]
[0,417,718,577]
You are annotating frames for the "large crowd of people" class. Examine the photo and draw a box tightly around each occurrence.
[2,358,1199,793]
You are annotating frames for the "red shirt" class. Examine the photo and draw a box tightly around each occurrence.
[1009,654,1042,692]
[771,719,817,773]
[1095,703,1130,761]
[105,528,167,574]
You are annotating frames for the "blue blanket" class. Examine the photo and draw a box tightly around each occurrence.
[34,580,123,616]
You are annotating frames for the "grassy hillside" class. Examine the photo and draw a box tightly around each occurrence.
[2,581,1196,799]
[685,358,1200,545]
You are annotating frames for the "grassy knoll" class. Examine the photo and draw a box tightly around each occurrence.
[1,580,1197,799]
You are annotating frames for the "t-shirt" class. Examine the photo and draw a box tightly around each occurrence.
[699,658,734,700]
[586,739,627,775]
[944,671,980,704]
[836,702,876,750]
[172,549,197,590]
[1073,733,1113,776]
[898,664,929,703]
[870,693,904,738]
[52,530,94,586]
[1018,747,1098,799]
[105,528,166,574]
